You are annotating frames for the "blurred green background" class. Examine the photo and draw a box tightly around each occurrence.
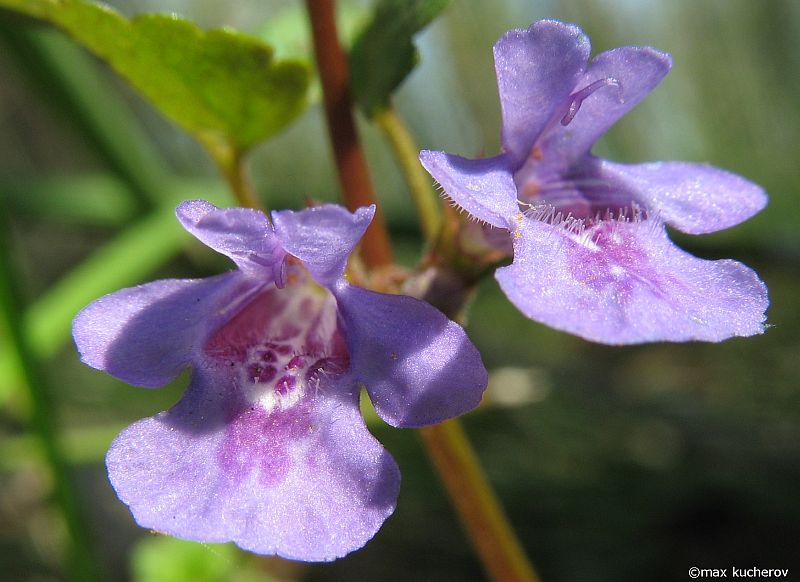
[1,0,798,581]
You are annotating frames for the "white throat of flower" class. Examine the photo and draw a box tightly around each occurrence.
[243,282,339,413]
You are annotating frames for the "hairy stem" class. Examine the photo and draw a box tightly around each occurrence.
[374,106,442,244]
[305,0,393,268]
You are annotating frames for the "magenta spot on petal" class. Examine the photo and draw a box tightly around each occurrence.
[286,355,306,369]
[568,223,672,304]
[259,350,276,363]
[247,363,277,383]
[204,288,289,361]
[275,375,296,395]
[218,403,313,487]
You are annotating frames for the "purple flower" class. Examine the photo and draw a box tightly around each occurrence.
[420,20,768,344]
[72,201,487,561]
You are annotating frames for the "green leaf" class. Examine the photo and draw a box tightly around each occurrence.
[0,0,310,152]
[130,536,269,582]
[349,0,449,117]
[131,537,237,582]
[0,22,170,207]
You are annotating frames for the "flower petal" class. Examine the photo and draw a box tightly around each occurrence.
[494,20,590,164]
[106,368,400,562]
[176,200,282,273]
[333,282,487,427]
[73,273,255,387]
[596,160,767,234]
[537,46,671,173]
[272,205,374,286]
[419,150,519,228]
[496,216,768,344]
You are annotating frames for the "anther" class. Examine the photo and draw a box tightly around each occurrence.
[560,78,621,126]
[247,248,289,289]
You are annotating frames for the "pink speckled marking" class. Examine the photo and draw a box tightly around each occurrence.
[204,276,350,487]
[218,403,313,486]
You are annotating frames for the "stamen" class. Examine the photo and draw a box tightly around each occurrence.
[248,253,273,267]
[273,260,288,289]
[247,247,289,288]
[560,78,621,126]
[516,172,643,225]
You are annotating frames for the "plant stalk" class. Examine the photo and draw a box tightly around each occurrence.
[214,146,263,211]
[305,0,393,268]
[304,2,539,580]
[419,421,541,582]
[374,106,441,244]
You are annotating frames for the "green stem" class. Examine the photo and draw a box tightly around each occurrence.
[419,421,541,582]
[375,109,530,578]
[212,146,264,211]
[0,213,98,582]
[374,106,441,243]
[411,257,538,579]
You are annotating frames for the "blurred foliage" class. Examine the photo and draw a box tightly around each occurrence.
[0,0,310,157]
[350,0,450,117]
[0,0,798,581]
[131,537,267,582]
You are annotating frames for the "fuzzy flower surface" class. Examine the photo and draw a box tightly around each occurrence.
[420,20,768,344]
[73,201,487,561]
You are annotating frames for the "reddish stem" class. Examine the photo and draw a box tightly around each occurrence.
[306,0,393,269]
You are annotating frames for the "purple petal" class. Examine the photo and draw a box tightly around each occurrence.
[419,150,519,229]
[72,273,255,387]
[536,47,671,173]
[333,282,487,427]
[496,216,768,344]
[597,160,767,234]
[272,205,374,286]
[494,20,590,164]
[106,368,400,561]
[176,200,283,273]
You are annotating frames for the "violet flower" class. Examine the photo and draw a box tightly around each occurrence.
[73,201,487,561]
[420,20,768,344]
